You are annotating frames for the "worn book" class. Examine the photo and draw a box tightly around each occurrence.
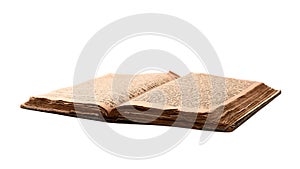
[21,72,280,132]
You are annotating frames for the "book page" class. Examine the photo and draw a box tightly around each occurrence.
[22,72,179,117]
[117,73,260,121]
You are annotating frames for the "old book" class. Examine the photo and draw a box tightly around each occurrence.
[21,72,280,132]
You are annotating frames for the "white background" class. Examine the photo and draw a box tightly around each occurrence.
[0,0,299,168]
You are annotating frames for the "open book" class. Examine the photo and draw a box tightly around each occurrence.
[21,72,280,132]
